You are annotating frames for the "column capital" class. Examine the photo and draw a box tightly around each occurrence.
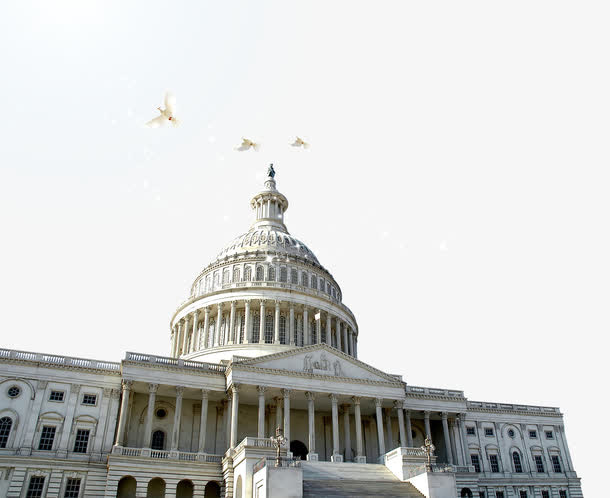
[175,386,185,397]
[329,393,338,403]
[231,300,237,307]
[404,409,411,416]
[122,380,133,391]
[201,389,209,399]
[340,403,351,412]
[217,302,223,309]
[393,400,403,409]
[257,385,267,395]
[441,411,449,420]
[110,388,121,400]
[282,389,291,398]
[374,398,383,408]
[351,396,361,405]
[230,383,240,394]
[148,383,159,394]
[305,391,315,401]
[204,306,211,313]
[424,410,431,418]
[275,300,281,308]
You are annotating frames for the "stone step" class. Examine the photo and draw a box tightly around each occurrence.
[301,461,399,481]
[303,480,425,498]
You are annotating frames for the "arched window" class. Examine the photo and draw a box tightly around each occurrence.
[252,313,260,343]
[268,266,276,281]
[207,320,215,348]
[326,282,331,294]
[297,319,303,346]
[255,266,264,281]
[203,481,220,498]
[117,476,137,498]
[222,269,230,284]
[265,314,274,343]
[311,320,317,344]
[235,476,243,498]
[280,267,287,282]
[233,267,240,283]
[291,269,298,284]
[244,266,252,281]
[302,272,308,287]
[320,320,327,344]
[213,271,220,289]
[177,479,194,498]
[151,430,165,450]
[236,313,245,343]
[220,318,227,345]
[147,478,165,498]
[513,451,523,473]
[205,275,211,291]
[319,278,325,292]
[0,417,13,448]
[279,315,287,344]
[311,275,317,289]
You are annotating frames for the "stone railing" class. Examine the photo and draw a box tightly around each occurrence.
[0,348,121,372]
[125,352,226,374]
[410,464,475,475]
[233,437,283,455]
[111,446,222,463]
[467,400,560,414]
[253,456,301,474]
[406,385,465,398]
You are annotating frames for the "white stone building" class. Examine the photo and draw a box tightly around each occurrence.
[0,168,583,498]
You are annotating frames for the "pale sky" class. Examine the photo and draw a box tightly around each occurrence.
[1,1,608,494]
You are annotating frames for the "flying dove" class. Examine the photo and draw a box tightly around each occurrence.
[145,92,180,128]
[235,138,260,151]
[291,136,310,149]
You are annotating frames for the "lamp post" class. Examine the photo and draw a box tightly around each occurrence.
[270,426,287,467]
[421,435,435,472]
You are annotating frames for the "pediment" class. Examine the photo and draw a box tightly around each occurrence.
[233,344,403,384]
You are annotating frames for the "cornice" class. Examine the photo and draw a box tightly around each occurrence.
[0,357,121,376]
[466,405,563,418]
[121,360,225,379]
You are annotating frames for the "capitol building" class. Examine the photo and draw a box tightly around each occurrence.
[0,168,583,498]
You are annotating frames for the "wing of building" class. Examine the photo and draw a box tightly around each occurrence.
[0,169,583,498]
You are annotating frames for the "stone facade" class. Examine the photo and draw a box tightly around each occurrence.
[0,171,583,497]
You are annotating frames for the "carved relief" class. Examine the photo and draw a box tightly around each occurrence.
[303,353,343,376]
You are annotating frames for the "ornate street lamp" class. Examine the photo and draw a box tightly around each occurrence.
[270,426,287,467]
[421,435,435,472]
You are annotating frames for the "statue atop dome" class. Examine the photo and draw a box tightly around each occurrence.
[267,163,276,178]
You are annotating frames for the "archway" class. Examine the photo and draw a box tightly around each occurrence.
[117,476,137,498]
[147,478,165,497]
[151,430,165,450]
[204,481,220,498]
[461,489,473,498]
[176,480,194,498]
[290,440,308,460]
[234,476,243,498]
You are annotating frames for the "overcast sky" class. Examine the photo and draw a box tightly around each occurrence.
[1,1,608,494]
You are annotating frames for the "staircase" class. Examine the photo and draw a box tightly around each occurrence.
[301,462,425,497]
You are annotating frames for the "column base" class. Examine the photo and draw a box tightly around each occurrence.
[141,448,151,457]
[306,453,319,461]
[112,445,123,454]
[331,454,344,462]
[168,450,180,459]
[354,456,367,463]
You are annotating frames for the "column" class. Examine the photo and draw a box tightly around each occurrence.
[385,408,394,450]
[449,419,459,466]
[143,384,159,448]
[396,403,406,448]
[283,389,291,451]
[198,390,209,453]
[336,319,342,351]
[303,307,309,345]
[406,410,413,447]
[115,380,132,446]
[557,425,574,472]
[275,396,283,431]
[424,411,431,438]
[442,412,454,464]
[375,398,386,456]
[181,315,190,354]
[257,386,266,438]
[229,301,236,344]
[230,385,239,449]
[214,304,222,346]
[306,392,317,460]
[57,384,81,455]
[203,307,210,349]
[176,322,183,355]
[326,315,332,345]
[330,394,342,461]
[457,413,469,466]
[353,397,365,463]
[259,300,265,344]
[343,326,349,354]
[274,301,281,344]
[191,311,199,352]
[289,306,295,345]
[244,300,251,344]
[349,331,355,356]
[342,404,352,461]
[315,310,321,344]
[170,327,176,357]
[171,386,184,451]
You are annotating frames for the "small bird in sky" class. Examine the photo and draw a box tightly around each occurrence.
[235,138,260,151]
[291,136,310,149]
[145,92,179,128]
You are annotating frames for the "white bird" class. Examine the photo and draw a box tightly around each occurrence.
[291,136,310,149]
[235,138,260,151]
[145,92,180,128]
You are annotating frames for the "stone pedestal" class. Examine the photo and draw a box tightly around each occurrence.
[306,453,319,461]
[331,454,344,462]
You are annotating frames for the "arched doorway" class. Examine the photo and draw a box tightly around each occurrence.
[290,440,308,460]
[151,430,165,450]
[176,480,194,498]
[461,489,473,498]
[204,481,220,498]
[234,476,243,498]
[117,476,137,498]
[147,478,165,497]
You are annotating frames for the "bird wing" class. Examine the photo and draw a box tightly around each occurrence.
[164,92,176,114]
[290,140,299,147]
[235,144,248,151]
[252,142,260,151]
[146,115,166,128]
[302,142,310,149]
[170,117,180,127]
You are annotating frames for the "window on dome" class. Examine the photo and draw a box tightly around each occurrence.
[319,278,324,291]
[220,318,227,345]
[280,267,287,282]
[297,319,303,346]
[311,276,317,289]
[291,269,298,284]
[279,315,287,344]
[256,266,264,281]
[311,321,317,344]
[233,267,240,283]
[244,266,252,281]
[326,282,331,294]
[208,320,215,348]
[320,320,326,344]
[213,271,220,289]
[268,266,276,281]
[302,272,308,286]
[222,269,230,284]
[252,313,260,343]
[265,314,274,343]
[205,275,211,291]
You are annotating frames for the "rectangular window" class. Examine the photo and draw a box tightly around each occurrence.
[26,476,45,498]
[552,455,562,473]
[495,493,504,498]
[534,455,545,473]
[541,492,550,498]
[470,454,481,473]
[82,394,97,406]
[519,492,527,498]
[64,478,81,498]
[559,491,567,498]
[466,426,476,436]
[38,426,56,451]
[529,430,537,438]
[489,454,500,472]
[73,429,90,453]
[485,427,494,437]
[49,390,65,402]
[545,430,554,439]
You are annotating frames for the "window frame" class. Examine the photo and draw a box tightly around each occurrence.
[49,390,65,402]
[512,451,523,473]
[0,415,14,449]
[38,425,57,451]
[72,429,90,454]
[529,430,537,439]
[534,455,545,473]
[551,455,562,473]
[489,453,500,473]
[466,426,476,436]
[545,430,554,440]
[470,453,481,473]
[484,427,494,437]
[81,394,97,406]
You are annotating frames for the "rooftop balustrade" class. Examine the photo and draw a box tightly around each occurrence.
[124,352,226,374]
[0,348,121,372]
